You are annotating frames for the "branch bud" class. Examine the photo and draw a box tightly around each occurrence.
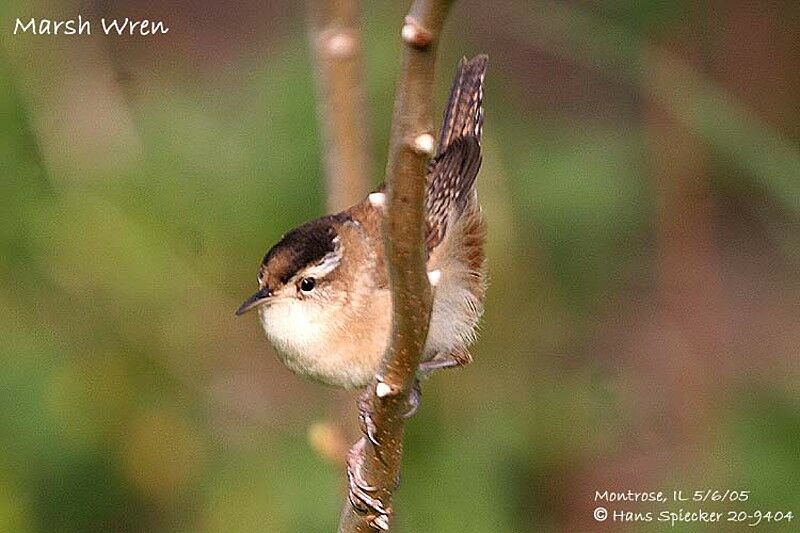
[375,381,396,398]
[401,16,433,49]
[412,133,436,155]
[321,29,358,59]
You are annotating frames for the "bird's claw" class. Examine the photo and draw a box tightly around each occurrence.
[349,380,418,529]
[346,438,390,530]
[358,389,380,447]
[403,379,422,418]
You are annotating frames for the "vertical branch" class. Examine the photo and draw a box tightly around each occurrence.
[307,0,373,211]
[338,1,453,531]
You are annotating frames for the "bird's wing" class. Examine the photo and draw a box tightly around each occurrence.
[424,136,481,253]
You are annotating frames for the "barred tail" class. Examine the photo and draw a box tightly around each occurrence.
[425,55,487,253]
[436,54,488,153]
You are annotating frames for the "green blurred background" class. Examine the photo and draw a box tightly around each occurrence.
[1,1,799,531]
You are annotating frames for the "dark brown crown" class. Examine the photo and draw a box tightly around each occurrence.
[261,212,349,286]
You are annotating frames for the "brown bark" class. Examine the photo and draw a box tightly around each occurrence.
[337,1,454,531]
[307,0,373,211]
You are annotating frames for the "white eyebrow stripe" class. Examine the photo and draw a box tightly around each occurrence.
[301,236,342,279]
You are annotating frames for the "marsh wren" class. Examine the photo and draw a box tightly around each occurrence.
[237,55,487,390]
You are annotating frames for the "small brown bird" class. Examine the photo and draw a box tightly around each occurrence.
[237,55,488,390]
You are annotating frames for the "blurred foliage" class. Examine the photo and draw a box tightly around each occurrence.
[1,1,799,532]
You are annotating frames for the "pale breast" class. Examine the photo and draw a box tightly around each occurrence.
[258,290,391,389]
[257,205,485,388]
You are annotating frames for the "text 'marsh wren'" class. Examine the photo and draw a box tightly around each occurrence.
[237,55,488,391]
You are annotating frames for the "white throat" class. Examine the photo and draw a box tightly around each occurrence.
[258,298,333,362]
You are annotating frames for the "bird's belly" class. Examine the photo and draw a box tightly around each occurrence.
[280,340,382,389]
[424,269,482,357]
[257,268,481,389]
[259,297,390,389]
[423,206,486,359]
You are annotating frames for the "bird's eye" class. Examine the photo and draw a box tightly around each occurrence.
[299,277,316,292]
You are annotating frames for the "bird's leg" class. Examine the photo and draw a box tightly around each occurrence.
[346,437,390,530]
[408,348,472,417]
[418,346,473,373]
[417,357,460,372]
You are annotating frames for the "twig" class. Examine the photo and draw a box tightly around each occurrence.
[337,1,454,531]
[307,0,373,211]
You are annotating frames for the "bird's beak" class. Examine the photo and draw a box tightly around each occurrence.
[235,287,271,316]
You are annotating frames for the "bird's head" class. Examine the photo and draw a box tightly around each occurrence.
[235,213,380,360]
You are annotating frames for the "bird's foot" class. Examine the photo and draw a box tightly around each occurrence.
[403,378,422,418]
[418,347,473,373]
[358,388,380,448]
[346,437,390,530]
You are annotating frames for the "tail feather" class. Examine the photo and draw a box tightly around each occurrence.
[436,54,488,153]
[425,55,487,254]
[425,136,481,252]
